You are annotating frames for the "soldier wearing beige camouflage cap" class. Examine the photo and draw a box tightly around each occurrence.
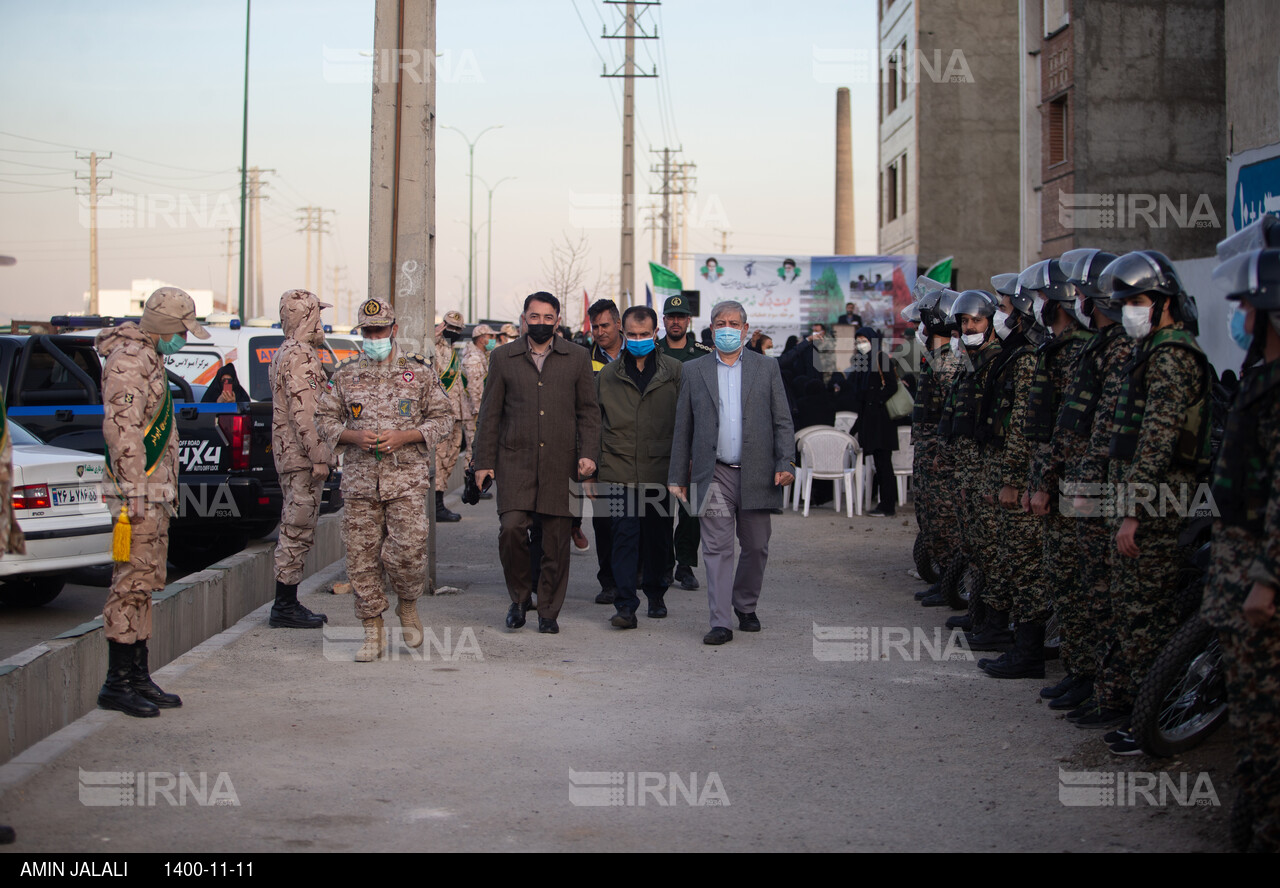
[95,287,209,718]
[316,296,454,661]
[432,309,469,522]
[461,324,494,466]
[498,322,519,345]
[268,289,335,629]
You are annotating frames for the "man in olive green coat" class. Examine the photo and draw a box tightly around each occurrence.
[596,305,683,628]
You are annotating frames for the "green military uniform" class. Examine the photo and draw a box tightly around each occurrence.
[1094,324,1211,712]
[983,336,1046,624]
[1202,359,1280,852]
[912,342,962,564]
[1060,324,1134,682]
[940,337,1002,609]
[1025,327,1094,670]
[658,295,713,575]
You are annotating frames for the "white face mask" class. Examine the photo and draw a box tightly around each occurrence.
[961,332,985,348]
[856,340,872,354]
[915,327,927,347]
[950,333,961,352]
[1122,304,1152,340]
[993,310,1012,340]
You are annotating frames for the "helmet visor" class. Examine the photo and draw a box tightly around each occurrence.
[1017,260,1052,294]
[990,273,1020,297]
[1217,215,1280,261]
[1059,248,1098,285]
[1212,251,1258,301]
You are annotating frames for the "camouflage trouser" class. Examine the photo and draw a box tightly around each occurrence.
[1001,501,1047,623]
[462,417,478,462]
[968,450,1010,612]
[343,494,428,620]
[1068,513,1115,679]
[104,498,170,643]
[435,419,464,492]
[274,470,324,585]
[1093,511,1185,711]
[1221,625,1280,852]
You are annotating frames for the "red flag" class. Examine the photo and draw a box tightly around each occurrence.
[581,289,591,334]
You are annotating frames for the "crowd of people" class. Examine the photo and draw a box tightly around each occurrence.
[906,216,1279,852]
[74,216,1279,849]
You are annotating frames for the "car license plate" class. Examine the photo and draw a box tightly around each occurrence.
[52,485,100,506]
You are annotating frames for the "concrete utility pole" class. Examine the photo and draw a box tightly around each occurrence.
[676,160,696,281]
[602,0,659,309]
[249,167,267,317]
[299,207,315,292]
[650,146,680,269]
[476,175,514,320]
[368,0,437,580]
[441,124,501,323]
[714,227,731,254]
[224,227,236,311]
[76,151,111,316]
[835,87,855,254]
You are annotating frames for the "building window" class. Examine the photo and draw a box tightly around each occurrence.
[1044,0,1069,36]
[887,53,898,114]
[900,152,907,215]
[899,39,908,103]
[886,161,899,222]
[1048,97,1068,166]
[879,171,884,225]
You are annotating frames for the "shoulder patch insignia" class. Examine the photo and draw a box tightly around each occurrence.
[123,393,134,404]
[402,369,415,383]
[397,357,407,367]
[350,403,363,419]
[396,399,412,416]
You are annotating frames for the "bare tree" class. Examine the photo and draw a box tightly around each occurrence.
[542,231,592,322]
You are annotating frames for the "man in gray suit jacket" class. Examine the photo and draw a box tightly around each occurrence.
[667,300,795,644]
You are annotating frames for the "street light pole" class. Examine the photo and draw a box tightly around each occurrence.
[441,124,502,323]
[477,175,514,320]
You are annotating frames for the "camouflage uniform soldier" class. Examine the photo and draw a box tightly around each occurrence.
[657,293,712,590]
[316,297,453,662]
[1080,252,1212,741]
[432,310,468,522]
[268,289,334,629]
[461,323,494,465]
[978,270,1050,679]
[96,288,210,717]
[1201,242,1280,850]
[1036,248,1123,711]
[937,290,1005,645]
[903,281,961,603]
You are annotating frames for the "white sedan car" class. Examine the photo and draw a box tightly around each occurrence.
[0,421,113,607]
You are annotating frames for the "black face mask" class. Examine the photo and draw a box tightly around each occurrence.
[443,329,463,343]
[527,324,556,344]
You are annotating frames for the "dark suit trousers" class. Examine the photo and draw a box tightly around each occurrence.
[670,497,700,568]
[500,511,570,619]
[593,515,615,591]
[610,494,671,613]
[700,462,773,629]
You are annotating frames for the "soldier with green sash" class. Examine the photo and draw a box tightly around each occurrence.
[96,287,210,718]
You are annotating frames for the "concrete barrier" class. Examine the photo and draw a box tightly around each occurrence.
[0,512,345,765]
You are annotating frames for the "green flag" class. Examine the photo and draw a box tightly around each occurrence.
[649,262,683,300]
[924,256,954,286]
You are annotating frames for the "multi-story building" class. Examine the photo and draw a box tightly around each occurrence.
[877,0,1022,289]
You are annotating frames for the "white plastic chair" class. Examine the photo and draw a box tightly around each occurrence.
[864,425,916,512]
[792,425,836,510]
[797,429,863,517]
[834,411,857,435]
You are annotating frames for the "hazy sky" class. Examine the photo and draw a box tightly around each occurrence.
[0,0,881,329]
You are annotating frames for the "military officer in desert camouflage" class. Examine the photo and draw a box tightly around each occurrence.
[461,323,494,465]
[96,287,210,717]
[268,288,334,629]
[433,309,469,522]
[316,296,453,662]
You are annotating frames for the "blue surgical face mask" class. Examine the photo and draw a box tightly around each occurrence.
[714,328,742,353]
[362,337,393,361]
[157,333,186,355]
[625,337,655,357]
[485,339,497,352]
[1229,305,1253,351]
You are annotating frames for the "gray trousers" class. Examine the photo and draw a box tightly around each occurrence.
[700,462,773,630]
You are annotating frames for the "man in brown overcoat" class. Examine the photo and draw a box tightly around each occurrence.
[474,291,600,634]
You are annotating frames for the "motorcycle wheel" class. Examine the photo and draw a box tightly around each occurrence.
[913,534,942,584]
[1130,615,1228,758]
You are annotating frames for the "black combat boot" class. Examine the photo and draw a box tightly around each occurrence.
[130,640,182,708]
[436,491,462,523]
[98,640,160,718]
[269,581,327,628]
[964,607,1013,651]
[981,622,1046,679]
